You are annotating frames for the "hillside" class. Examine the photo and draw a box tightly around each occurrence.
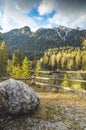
[1,26,86,59]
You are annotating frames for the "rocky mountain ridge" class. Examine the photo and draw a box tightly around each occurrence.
[0,25,86,59]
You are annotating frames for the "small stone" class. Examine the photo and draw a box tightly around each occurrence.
[0,118,3,122]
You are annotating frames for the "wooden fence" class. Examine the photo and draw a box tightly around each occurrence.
[31,70,86,95]
[0,70,86,94]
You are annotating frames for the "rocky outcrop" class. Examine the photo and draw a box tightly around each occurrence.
[0,79,39,116]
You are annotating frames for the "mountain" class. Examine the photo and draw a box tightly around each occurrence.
[1,25,86,59]
[54,25,72,40]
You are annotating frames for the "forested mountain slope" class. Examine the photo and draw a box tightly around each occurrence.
[1,26,86,59]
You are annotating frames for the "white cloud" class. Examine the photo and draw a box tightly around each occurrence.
[48,13,70,27]
[48,9,86,29]
[0,0,86,32]
[0,0,40,32]
[46,0,86,29]
[70,15,86,29]
[0,12,1,18]
[1,13,39,32]
[38,0,56,15]
[42,24,52,29]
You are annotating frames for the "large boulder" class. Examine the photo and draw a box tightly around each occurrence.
[0,78,39,116]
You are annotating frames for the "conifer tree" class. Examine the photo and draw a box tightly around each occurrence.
[12,53,18,66]
[82,39,86,49]
[7,59,12,76]
[75,53,81,70]
[43,55,49,69]
[82,55,86,70]
[9,50,24,78]
[22,56,31,78]
[11,65,22,78]
[35,61,41,76]
[50,54,56,70]
[0,40,8,77]
[12,50,24,66]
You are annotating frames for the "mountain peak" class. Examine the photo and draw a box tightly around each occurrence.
[53,25,72,40]
[19,26,32,34]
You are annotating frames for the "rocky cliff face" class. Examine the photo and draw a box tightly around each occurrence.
[19,26,32,34]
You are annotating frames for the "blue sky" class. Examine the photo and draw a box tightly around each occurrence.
[0,0,86,32]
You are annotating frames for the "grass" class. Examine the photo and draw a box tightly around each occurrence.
[33,91,86,129]
[33,83,86,124]
[34,91,86,121]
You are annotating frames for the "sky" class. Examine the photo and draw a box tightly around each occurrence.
[0,0,86,32]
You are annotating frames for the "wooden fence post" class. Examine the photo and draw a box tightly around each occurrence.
[31,70,35,85]
[55,69,59,92]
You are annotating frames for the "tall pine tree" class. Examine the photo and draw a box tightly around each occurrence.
[22,56,31,78]
[0,40,8,77]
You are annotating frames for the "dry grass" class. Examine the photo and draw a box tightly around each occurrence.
[36,92,86,121]
[38,92,86,107]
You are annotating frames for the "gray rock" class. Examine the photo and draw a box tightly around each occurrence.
[0,78,39,115]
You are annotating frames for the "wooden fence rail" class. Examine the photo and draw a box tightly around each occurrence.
[36,76,86,83]
[31,70,86,94]
[31,70,86,74]
[31,70,86,83]
[0,70,86,84]
[0,70,86,93]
